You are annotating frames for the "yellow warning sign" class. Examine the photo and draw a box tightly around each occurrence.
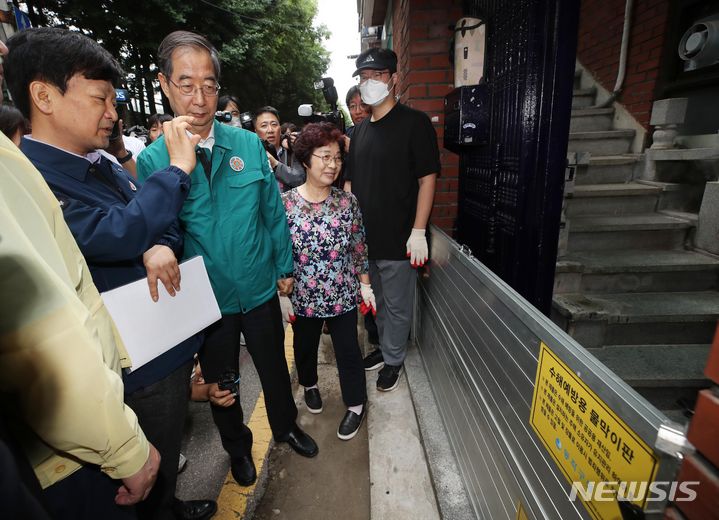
[530,342,659,520]
[516,500,530,520]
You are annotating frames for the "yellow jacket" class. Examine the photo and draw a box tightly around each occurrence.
[0,134,149,488]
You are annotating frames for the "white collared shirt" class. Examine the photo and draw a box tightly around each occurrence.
[97,135,146,165]
[188,125,215,152]
[24,135,103,164]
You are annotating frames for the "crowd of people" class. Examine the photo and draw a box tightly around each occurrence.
[0,25,439,520]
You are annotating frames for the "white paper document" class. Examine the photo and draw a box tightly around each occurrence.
[101,256,221,371]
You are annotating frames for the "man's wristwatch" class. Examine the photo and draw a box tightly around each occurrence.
[117,150,133,164]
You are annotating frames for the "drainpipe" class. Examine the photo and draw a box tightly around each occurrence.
[594,0,634,108]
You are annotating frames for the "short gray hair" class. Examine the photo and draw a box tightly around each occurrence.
[157,30,221,80]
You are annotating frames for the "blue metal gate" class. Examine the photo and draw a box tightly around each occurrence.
[456,0,579,314]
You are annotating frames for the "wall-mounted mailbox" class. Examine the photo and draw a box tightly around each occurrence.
[443,84,489,153]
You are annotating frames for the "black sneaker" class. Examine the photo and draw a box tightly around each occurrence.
[304,387,323,414]
[363,349,384,371]
[337,408,365,440]
[377,363,403,392]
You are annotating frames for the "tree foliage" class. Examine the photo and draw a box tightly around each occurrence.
[21,0,330,125]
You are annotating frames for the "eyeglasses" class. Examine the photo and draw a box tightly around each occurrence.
[312,153,343,165]
[358,70,390,84]
[167,77,221,97]
[348,103,370,112]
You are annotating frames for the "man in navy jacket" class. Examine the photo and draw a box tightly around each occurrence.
[6,27,216,520]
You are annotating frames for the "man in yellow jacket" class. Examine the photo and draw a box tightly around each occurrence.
[0,114,160,518]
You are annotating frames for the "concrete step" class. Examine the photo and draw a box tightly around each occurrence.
[570,107,614,132]
[567,213,692,252]
[572,88,595,108]
[555,249,719,294]
[590,344,711,387]
[551,291,719,348]
[568,129,636,155]
[638,179,706,213]
[575,154,640,185]
[566,183,661,216]
[589,344,712,411]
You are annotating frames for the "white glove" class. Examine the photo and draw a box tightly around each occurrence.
[279,294,295,324]
[405,228,428,267]
[359,282,376,315]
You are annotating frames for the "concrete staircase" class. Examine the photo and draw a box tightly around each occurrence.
[551,68,719,414]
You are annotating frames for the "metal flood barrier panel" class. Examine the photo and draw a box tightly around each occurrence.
[415,227,688,520]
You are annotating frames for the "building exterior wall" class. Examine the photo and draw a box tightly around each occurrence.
[390,0,463,234]
[577,0,670,130]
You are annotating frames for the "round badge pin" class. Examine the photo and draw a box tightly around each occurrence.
[229,156,245,172]
[129,180,137,191]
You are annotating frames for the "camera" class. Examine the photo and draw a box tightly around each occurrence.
[280,129,299,153]
[217,369,239,397]
[262,139,279,160]
[297,77,346,132]
[215,111,233,123]
[239,111,254,131]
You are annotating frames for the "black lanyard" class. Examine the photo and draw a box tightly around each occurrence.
[196,148,212,182]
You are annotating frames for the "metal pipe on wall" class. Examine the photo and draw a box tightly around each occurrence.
[595,0,634,108]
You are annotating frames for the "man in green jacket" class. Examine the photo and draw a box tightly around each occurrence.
[137,31,318,487]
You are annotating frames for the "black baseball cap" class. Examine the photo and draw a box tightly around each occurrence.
[352,48,398,77]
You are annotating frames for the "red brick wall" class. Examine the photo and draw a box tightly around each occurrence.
[665,323,719,520]
[384,0,669,231]
[577,0,670,130]
[391,0,463,235]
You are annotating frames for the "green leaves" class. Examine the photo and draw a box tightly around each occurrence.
[28,0,331,124]
[215,0,331,122]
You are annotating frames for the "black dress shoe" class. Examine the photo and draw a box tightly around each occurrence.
[172,498,217,520]
[304,387,323,414]
[230,454,257,486]
[281,425,318,458]
[337,407,365,440]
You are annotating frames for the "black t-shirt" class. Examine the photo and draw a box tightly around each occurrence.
[345,102,440,260]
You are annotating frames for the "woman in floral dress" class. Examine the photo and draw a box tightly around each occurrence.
[281,122,375,440]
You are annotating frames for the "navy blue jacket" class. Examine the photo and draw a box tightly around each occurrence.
[21,137,202,393]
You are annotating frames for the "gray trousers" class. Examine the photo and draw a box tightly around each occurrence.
[369,259,416,366]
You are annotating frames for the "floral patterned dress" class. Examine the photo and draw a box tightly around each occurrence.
[282,187,369,318]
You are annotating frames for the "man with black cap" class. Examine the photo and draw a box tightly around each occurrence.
[344,48,440,392]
